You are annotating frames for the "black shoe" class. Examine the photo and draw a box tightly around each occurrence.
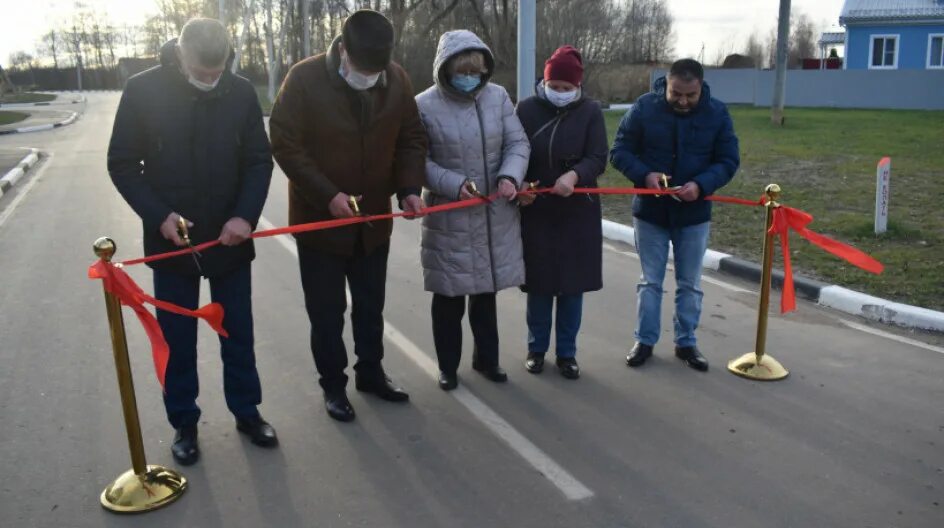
[472,363,508,382]
[626,342,653,368]
[236,415,279,447]
[171,425,199,466]
[556,357,580,380]
[525,354,545,374]
[324,392,356,422]
[438,372,458,391]
[355,374,410,402]
[675,346,709,372]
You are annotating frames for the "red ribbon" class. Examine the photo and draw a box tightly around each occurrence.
[88,260,228,389]
[91,186,883,386]
[769,204,884,313]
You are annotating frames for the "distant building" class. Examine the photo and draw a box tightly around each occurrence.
[840,0,944,70]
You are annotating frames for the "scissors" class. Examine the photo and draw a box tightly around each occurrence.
[465,181,485,199]
[176,216,204,274]
[656,173,682,202]
[348,195,373,227]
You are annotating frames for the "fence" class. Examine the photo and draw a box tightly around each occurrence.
[650,68,944,110]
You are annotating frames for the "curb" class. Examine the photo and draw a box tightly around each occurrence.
[0,96,85,108]
[0,148,41,198]
[0,111,78,136]
[601,219,944,333]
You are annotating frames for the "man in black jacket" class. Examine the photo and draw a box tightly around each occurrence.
[107,18,276,465]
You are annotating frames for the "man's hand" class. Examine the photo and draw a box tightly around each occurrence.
[328,192,356,218]
[677,181,701,202]
[497,178,517,200]
[160,212,190,247]
[219,217,252,246]
[645,172,669,190]
[552,171,579,197]
[400,195,426,218]
[517,181,536,206]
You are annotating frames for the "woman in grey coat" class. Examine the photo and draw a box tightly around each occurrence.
[416,30,531,391]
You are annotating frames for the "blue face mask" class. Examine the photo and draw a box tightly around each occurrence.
[450,74,481,93]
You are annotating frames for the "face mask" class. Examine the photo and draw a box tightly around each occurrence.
[545,86,579,107]
[340,52,381,91]
[188,74,220,92]
[450,74,481,93]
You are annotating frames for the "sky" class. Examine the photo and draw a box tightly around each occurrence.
[0,0,847,69]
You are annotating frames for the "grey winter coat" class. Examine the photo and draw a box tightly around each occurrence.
[416,30,531,297]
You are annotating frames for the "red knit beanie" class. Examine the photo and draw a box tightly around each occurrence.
[544,46,584,86]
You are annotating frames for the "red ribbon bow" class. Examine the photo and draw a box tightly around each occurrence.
[769,204,884,313]
[88,260,228,389]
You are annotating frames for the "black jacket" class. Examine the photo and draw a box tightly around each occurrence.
[516,87,608,295]
[107,39,273,276]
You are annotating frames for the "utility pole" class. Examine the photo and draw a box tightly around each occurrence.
[517,0,536,103]
[771,0,791,125]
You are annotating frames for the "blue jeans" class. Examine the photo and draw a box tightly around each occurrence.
[526,293,584,358]
[154,264,261,429]
[633,218,710,348]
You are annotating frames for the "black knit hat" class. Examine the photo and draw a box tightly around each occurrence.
[342,10,394,72]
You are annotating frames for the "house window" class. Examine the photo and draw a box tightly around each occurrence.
[870,35,898,69]
[929,34,944,69]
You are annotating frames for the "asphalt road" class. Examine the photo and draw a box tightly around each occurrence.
[0,92,941,528]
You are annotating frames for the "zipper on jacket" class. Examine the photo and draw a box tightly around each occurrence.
[474,98,499,292]
[547,110,568,174]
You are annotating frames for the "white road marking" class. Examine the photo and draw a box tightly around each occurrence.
[840,320,944,356]
[0,153,51,231]
[257,216,595,501]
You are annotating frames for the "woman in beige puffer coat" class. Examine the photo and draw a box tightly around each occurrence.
[415,30,531,391]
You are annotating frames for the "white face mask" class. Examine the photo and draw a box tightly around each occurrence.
[340,51,381,91]
[188,74,220,92]
[545,86,580,107]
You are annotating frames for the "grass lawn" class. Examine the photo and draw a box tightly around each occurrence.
[601,107,944,311]
[0,92,56,104]
[0,110,29,126]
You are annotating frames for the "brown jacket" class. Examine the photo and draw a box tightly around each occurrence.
[270,37,427,255]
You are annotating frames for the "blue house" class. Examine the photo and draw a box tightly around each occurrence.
[840,0,944,69]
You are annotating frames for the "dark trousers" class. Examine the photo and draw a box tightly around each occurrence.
[154,264,261,429]
[297,241,389,394]
[431,293,499,376]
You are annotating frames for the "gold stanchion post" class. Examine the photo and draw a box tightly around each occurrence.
[727,185,790,381]
[94,237,187,513]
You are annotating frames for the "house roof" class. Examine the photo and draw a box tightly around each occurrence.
[840,0,944,24]
[818,31,846,45]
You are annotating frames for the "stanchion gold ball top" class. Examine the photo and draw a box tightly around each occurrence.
[765,183,782,202]
[93,237,117,261]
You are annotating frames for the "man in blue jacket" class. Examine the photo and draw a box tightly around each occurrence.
[610,59,739,372]
[107,18,276,465]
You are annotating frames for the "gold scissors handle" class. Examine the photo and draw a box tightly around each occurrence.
[176,215,204,273]
[466,181,484,198]
[347,195,362,216]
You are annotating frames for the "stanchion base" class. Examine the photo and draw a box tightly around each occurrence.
[727,352,789,381]
[101,465,187,513]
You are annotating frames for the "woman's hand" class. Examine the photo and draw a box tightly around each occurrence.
[459,180,476,200]
[498,178,517,200]
[552,171,579,197]
[517,181,536,206]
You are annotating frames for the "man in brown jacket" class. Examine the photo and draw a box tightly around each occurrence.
[270,10,427,423]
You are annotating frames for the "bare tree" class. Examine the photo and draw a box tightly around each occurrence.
[788,12,816,68]
[39,30,62,69]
